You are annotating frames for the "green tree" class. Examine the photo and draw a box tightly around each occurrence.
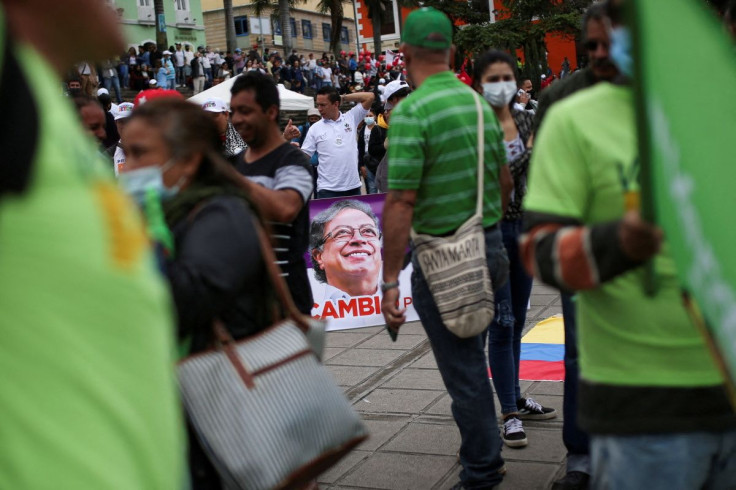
[410,0,591,91]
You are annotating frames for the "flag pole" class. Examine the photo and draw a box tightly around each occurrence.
[628,0,657,297]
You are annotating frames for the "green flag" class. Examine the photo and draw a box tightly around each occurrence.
[632,0,736,392]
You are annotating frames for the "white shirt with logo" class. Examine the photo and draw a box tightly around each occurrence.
[113,144,126,176]
[301,104,367,192]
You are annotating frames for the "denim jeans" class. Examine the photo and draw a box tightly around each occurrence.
[561,293,590,474]
[119,64,129,88]
[410,225,508,489]
[487,219,534,414]
[103,75,122,104]
[315,187,361,199]
[364,168,378,194]
[591,430,736,489]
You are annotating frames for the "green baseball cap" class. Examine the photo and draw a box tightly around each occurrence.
[401,7,453,49]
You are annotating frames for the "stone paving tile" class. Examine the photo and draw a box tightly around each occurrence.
[318,450,372,484]
[327,332,379,348]
[410,352,438,370]
[534,282,560,295]
[327,348,407,367]
[327,365,381,387]
[327,486,376,490]
[436,459,562,490]
[502,427,566,464]
[359,416,412,451]
[529,381,565,396]
[357,333,427,351]
[425,393,452,416]
[396,321,425,335]
[499,461,562,489]
[354,388,444,414]
[323,347,347,361]
[529,294,558,306]
[381,368,446,391]
[339,452,457,490]
[352,326,385,334]
[381,422,461,456]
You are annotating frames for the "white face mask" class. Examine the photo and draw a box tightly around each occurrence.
[481,81,517,108]
[118,159,182,205]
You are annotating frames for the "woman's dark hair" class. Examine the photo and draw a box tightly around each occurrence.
[472,50,517,91]
[127,99,261,214]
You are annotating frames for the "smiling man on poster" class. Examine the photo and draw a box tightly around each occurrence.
[310,199,382,300]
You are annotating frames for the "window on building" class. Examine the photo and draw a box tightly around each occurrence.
[322,23,331,42]
[340,26,349,44]
[174,0,187,10]
[273,18,281,36]
[290,18,297,37]
[139,0,151,6]
[234,15,249,36]
[381,6,396,36]
[302,19,312,39]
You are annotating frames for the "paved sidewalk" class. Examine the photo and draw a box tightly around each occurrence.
[322,282,567,490]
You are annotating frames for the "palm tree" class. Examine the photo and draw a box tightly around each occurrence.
[364,0,393,56]
[279,0,293,55]
[317,0,344,58]
[252,0,294,55]
[224,0,237,53]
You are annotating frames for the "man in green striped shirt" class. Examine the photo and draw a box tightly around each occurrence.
[380,8,512,490]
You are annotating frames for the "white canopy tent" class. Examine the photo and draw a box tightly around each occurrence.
[188,74,314,111]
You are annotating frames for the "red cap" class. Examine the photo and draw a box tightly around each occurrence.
[134,88,185,107]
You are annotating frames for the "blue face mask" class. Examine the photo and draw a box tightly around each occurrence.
[609,26,633,78]
[118,160,181,205]
[364,117,375,126]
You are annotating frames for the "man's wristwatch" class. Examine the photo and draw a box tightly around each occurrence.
[380,281,399,293]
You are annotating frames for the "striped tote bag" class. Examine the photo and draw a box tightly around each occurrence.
[178,320,367,489]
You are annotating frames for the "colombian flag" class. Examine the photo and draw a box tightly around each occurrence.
[519,315,564,381]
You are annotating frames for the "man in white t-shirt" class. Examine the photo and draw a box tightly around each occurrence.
[174,43,185,86]
[306,53,317,88]
[199,46,212,86]
[301,86,374,198]
[103,102,134,175]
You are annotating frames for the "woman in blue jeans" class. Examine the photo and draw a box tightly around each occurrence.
[474,50,557,449]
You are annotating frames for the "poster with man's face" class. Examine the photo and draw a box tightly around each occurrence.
[307,194,419,331]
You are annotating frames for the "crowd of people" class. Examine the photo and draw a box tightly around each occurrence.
[5,0,736,488]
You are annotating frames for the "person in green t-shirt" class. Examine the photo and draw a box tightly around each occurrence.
[380,8,512,490]
[531,3,621,488]
[0,1,183,488]
[522,2,736,488]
